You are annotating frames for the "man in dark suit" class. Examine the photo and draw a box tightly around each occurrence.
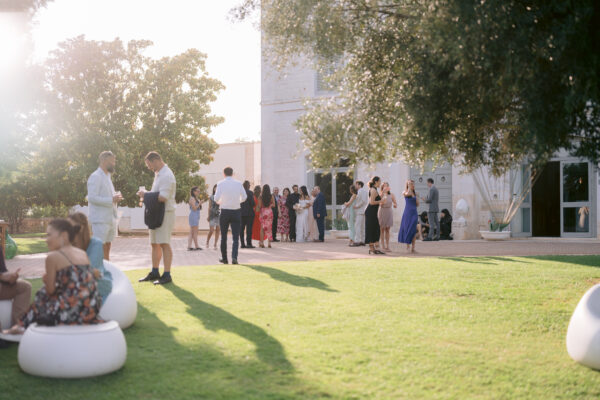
[271,187,280,242]
[286,185,300,242]
[421,178,440,241]
[312,186,327,242]
[240,180,256,248]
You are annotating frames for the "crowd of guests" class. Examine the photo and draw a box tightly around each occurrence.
[188,180,329,252]
[0,154,457,347]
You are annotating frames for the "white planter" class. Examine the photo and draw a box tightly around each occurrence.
[330,230,349,239]
[479,230,511,240]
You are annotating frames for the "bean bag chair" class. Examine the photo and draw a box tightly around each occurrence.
[18,321,126,378]
[0,299,12,331]
[566,284,600,370]
[99,261,137,329]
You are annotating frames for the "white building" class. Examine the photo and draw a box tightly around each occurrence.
[261,58,599,239]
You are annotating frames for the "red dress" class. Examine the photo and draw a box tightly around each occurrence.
[252,196,261,240]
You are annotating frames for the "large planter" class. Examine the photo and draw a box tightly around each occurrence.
[330,230,349,239]
[479,230,511,240]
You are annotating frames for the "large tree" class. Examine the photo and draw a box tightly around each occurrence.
[27,37,224,207]
[236,0,600,174]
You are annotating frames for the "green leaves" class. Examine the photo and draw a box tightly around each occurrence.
[27,37,223,207]
[240,0,600,173]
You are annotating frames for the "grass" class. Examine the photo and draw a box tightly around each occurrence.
[1,255,600,399]
[11,233,47,256]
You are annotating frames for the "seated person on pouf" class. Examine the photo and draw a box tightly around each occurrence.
[2,218,103,335]
[440,208,453,240]
[68,212,112,303]
[418,212,430,240]
[0,247,32,347]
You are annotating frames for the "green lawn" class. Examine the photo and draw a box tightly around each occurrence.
[11,233,47,256]
[1,255,600,399]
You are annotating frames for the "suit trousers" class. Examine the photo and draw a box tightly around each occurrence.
[316,216,325,241]
[289,211,297,241]
[272,207,278,240]
[354,213,365,243]
[428,212,440,239]
[0,279,32,327]
[220,209,241,261]
[240,215,254,247]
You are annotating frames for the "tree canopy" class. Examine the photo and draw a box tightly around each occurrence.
[26,37,223,207]
[236,0,600,174]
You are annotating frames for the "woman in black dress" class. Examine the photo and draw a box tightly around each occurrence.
[365,176,385,254]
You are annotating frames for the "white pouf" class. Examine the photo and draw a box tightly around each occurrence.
[18,321,126,378]
[566,284,600,369]
[0,299,12,331]
[99,261,137,329]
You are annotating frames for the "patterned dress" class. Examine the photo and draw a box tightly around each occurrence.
[259,203,274,241]
[21,261,103,328]
[277,196,290,234]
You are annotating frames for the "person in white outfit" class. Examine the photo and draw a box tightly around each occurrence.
[352,181,368,246]
[87,151,122,260]
[137,151,177,285]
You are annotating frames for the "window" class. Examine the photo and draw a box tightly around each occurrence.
[563,163,589,202]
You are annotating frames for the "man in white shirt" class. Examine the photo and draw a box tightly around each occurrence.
[137,151,177,285]
[352,181,368,246]
[87,151,122,260]
[214,166,247,264]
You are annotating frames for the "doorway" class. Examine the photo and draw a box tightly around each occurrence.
[531,161,560,236]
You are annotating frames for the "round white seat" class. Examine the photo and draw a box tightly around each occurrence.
[0,299,12,331]
[99,261,137,329]
[18,321,126,378]
[566,284,600,370]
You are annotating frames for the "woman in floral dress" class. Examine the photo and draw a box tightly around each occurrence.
[3,219,102,334]
[258,184,275,248]
[252,185,262,241]
[277,188,291,241]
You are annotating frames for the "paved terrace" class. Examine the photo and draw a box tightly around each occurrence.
[6,235,600,279]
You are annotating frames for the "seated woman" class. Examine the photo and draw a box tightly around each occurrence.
[2,218,103,335]
[419,212,430,240]
[440,208,453,240]
[69,212,113,303]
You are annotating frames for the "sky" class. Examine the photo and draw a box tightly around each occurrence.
[29,0,261,144]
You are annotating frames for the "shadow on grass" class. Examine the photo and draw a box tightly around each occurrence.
[164,283,293,371]
[241,264,338,293]
[526,255,600,268]
[440,256,531,264]
[0,304,322,399]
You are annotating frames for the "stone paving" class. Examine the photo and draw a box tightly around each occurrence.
[6,234,600,278]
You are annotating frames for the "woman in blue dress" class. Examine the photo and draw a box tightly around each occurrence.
[398,179,419,253]
[187,186,202,251]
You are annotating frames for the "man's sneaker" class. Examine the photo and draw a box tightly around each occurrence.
[232,259,238,265]
[153,275,172,285]
[219,258,228,264]
[139,271,160,282]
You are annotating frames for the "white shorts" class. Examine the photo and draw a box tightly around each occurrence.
[150,211,175,244]
[92,221,116,243]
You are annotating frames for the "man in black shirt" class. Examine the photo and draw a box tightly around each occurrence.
[239,180,256,248]
[285,185,300,242]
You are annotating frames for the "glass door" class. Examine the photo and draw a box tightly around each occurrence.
[309,167,354,230]
[511,165,533,237]
[560,161,593,237]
